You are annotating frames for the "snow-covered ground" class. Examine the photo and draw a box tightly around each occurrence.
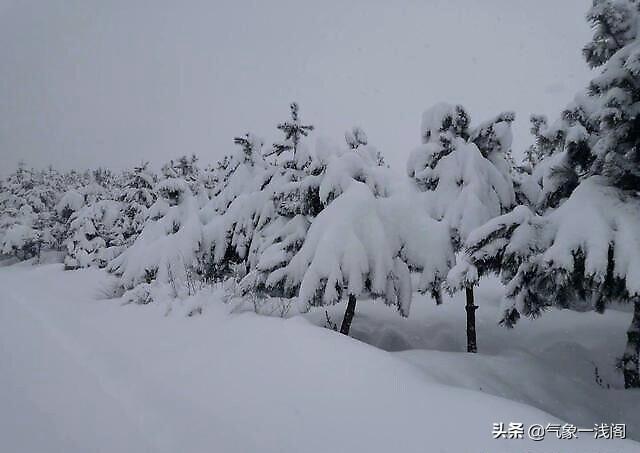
[1,262,638,453]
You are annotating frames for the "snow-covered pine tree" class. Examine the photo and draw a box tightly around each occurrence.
[109,172,202,297]
[162,155,206,205]
[206,133,265,204]
[31,168,69,251]
[56,189,85,224]
[63,198,124,269]
[453,0,640,387]
[524,115,555,170]
[268,102,314,169]
[504,114,569,208]
[0,166,66,261]
[0,204,41,260]
[237,139,382,302]
[117,162,157,246]
[175,154,199,179]
[233,133,263,162]
[0,167,37,258]
[279,181,411,335]
[242,138,452,335]
[200,133,283,282]
[200,120,315,288]
[345,126,386,166]
[345,126,368,150]
[407,103,516,352]
[57,168,123,269]
[233,139,339,303]
[0,163,131,265]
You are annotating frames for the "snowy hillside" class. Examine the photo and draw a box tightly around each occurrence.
[1,263,638,453]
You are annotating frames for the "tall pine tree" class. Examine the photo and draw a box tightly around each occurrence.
[453,0,640,387]
[407,103,515,352]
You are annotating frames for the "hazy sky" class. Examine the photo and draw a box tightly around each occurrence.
[0,0,593,176]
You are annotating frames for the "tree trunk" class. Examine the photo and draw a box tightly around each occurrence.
[340,294,357,336]
[465,286,478,353]
[623,299,640,389]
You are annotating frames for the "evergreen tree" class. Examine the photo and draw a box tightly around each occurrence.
[162,155,205,203]
[408,103,516,352]
[117,162,157,246]
[345,126,368,150]
[0,204,41,260]
[0,163,145,266]
[0,166,64,261]
[454,0,640,387]
[63,198,124,269]
[109,174,202,293]
[269,102,314,168]
[241,137,452,335]
[233,133,264,165]
[202,132,304,282]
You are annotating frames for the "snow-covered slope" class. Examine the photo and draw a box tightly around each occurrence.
[1,264,638,453]
[318,279,640,439]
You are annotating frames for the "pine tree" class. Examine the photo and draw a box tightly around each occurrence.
[345,126,368,150]
[454,0,640,387]
[109,174,202,293]
[262,181,412,336]
[268,102,314,169]
[233,133,265,166]
[63,198,124,269]
[238,139,386,304]
[241,137,452,335]
[0,204,40,260]
[117,162,157,246]
[408,103,516,352]
[0,166,65,261]
[200,133,281,282]
[345,126,386,165]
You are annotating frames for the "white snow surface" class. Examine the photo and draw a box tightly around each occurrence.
[1,263,639,453]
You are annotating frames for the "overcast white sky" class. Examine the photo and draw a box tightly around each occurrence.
[0,0,593,177]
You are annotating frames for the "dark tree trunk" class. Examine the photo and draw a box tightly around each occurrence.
[623,299,640,389]
[340,294,357,336]
[465,286,478,353]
